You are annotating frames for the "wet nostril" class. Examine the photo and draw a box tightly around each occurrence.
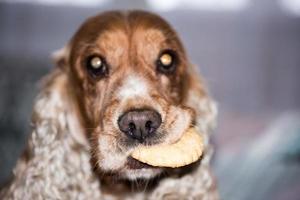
[118,109,162,142]
[128,122,136,132]
[145,120,155,134]
[145,120,152,129]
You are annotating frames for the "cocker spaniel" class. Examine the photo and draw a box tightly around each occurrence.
[1,10,218,200]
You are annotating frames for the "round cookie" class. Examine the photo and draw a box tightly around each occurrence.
[131,128,204,168]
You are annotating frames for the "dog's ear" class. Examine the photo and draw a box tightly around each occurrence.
[52,45,70,70]
[32,69,88,148]
[184,65,218,135]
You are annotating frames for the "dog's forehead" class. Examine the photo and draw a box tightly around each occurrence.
[96,29,168,67]
[71,11,180,50]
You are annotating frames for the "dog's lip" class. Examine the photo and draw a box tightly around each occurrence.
[126,157,157,169]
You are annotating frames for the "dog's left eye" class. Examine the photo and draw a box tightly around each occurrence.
[156,50,177,74]
[86,55,109,78]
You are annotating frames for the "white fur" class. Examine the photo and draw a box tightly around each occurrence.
[98,137,127,170]
[162,106,192,144]
[118,75,149,100]
[187,90,218,133]
[123,168,162,180]
[51,45,70,64]
[1,84,101,199]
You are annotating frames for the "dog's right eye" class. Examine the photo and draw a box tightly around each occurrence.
[86,55,109,79]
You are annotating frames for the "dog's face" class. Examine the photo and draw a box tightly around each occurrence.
[63,11,197,180]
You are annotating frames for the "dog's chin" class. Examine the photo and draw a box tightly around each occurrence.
[120,157,163,180]
[121,168,162,180]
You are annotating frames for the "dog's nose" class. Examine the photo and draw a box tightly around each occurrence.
[118,109,162,142]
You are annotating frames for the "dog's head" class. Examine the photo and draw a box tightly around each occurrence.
[54,10,216,180]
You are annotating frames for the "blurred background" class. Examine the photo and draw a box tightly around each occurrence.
[0,0,300,199]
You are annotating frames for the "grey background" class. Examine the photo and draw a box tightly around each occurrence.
[1,0,300,199]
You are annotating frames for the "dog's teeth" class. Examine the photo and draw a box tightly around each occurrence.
[131,128,204,168]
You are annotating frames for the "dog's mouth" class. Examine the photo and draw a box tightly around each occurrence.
[126,157,156,169]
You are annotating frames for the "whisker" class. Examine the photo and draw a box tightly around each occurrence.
[142,178,150,193]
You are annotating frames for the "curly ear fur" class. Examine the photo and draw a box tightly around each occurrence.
[184,64,218,147]
[0,66,102,199]
[49,45,88,146]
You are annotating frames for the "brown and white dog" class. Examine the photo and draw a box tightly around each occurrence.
[1,10,218,199]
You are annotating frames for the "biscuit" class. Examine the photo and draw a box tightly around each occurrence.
[131,128,204,168]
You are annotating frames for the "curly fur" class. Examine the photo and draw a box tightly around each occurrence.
[1,10,218,200]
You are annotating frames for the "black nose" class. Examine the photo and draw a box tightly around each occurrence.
[118,109,162,142]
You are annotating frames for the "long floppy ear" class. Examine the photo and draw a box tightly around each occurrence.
[184,64,218,139]
[34,72,88,146]
[1,55,92,198]
[31,46,88,147]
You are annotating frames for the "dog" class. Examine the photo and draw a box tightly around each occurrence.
[1,10,218,199]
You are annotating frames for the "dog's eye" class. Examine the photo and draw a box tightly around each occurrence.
[86,55,109,78]
[157,50,177,74]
